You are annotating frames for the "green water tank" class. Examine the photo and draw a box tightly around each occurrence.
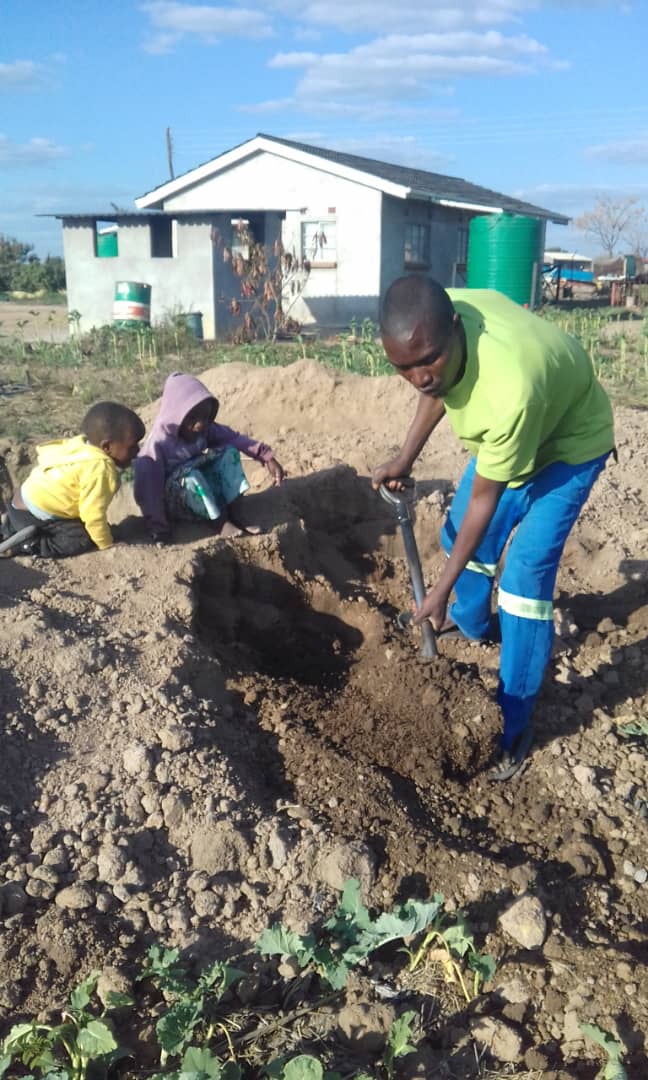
[467,214,543,306]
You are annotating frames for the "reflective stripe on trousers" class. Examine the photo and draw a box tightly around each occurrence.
[441,454,610,748]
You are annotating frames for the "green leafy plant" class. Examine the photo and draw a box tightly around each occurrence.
[263,1055,342,1079]
[617,717,648,741]
[257,879,441,989]
[580,1023,628,1079]
[139,945,245,1064]
[0,970,129,1079]
[150,1044,242,1079]
[382,1011,417,1079]
[403,908,496,1002]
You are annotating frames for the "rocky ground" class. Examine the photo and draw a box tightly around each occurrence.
[0,359,647,1078]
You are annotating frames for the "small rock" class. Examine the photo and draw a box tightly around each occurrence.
[499,894,547,949]
[25,878,56,900]
[337,1003,395,1054]
[492,977,531,1006]
[159,725,193,751]
[166,905,191,932]
[55,884,94,910]
[634,868,647,884]
[278,956,301,979]
[97,845,128,884]
[525,1047,550,1070]
[0,882,27,915]
[267,825,290,869]
[471,1017,523,1063]
[122,743,153,779]
[161,794,185,830]
[573,764,596,787]
[0,982,21,1009]
[96,966,133,1008]
[193,891,222,918]
[190,822,251,876]
[562,1009,584,1043]
[315,840,377,898]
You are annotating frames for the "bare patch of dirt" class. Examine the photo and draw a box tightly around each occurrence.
[1,360,647,1077]
[0,301,69,343]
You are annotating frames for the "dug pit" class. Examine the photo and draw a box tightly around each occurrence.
[195,524,501,795]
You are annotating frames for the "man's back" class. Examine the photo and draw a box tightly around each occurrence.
[444,289,614,485]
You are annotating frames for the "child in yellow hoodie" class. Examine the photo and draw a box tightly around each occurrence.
[3,402,145,558]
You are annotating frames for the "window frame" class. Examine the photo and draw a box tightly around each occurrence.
[150,216,175,259]
[301,219,337,268]
[403,222,430,270]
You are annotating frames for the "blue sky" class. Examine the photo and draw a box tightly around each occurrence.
[2,0,646,258]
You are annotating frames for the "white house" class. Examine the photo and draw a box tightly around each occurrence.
[51,134,568,338]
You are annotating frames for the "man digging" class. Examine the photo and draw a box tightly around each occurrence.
[373,276,614,780]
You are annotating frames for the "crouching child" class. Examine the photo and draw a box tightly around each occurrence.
[2,402,145,558]
[134,371,284,543]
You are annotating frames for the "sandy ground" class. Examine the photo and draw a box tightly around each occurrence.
[0,301,69,343]
[0,360,647,1077]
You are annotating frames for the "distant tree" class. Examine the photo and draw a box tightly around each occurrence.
[0,233,65,293]
[0,234,33,291]
[624,219,648,259]
[575,196,645,257]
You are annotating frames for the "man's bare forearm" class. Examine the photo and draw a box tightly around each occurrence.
[398,394,446,471]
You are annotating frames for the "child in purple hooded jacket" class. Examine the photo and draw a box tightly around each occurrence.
[134,372,284,542]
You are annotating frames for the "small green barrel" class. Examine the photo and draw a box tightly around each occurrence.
[113,281,151,328]
[97,228,118,258]
[467,214,543,306]
[179,312,204,340]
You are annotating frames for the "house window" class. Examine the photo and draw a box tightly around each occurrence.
[302,220,336,266]
[95,221,118,258]
[231,219,252,261]
[231,215,266,261]
[151,217,174,258]
[404,223,430,269]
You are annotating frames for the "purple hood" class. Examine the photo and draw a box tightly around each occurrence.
[134,372,274,535]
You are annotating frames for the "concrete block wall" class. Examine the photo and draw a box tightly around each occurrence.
[62,217,217,337]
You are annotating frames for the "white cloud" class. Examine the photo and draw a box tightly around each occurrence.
[270,51,319,67]
[264,29,556,103]
[0,60,48,90]
[239,95,460,124]
[585,135,648,165]
[266,0,541,35]
[141,1,273,52]
[0,135,69,168]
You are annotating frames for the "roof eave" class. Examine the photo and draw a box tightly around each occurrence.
[137,134,410,208]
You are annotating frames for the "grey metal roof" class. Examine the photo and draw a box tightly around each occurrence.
[40,209,206,220]
[259,134,569,224]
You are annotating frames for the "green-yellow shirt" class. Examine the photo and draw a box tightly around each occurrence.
[444,289,614,486]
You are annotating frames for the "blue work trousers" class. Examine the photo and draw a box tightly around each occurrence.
[441,454,609,748]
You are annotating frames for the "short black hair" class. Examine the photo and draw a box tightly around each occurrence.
[381,275,455,341]
[82,402,145,445]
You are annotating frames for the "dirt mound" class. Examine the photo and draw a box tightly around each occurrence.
[1,360,647,1076]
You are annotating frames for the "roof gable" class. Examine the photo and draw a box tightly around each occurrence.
[136,133,567,224]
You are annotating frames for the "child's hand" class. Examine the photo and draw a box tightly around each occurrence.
[265,458,285,486]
